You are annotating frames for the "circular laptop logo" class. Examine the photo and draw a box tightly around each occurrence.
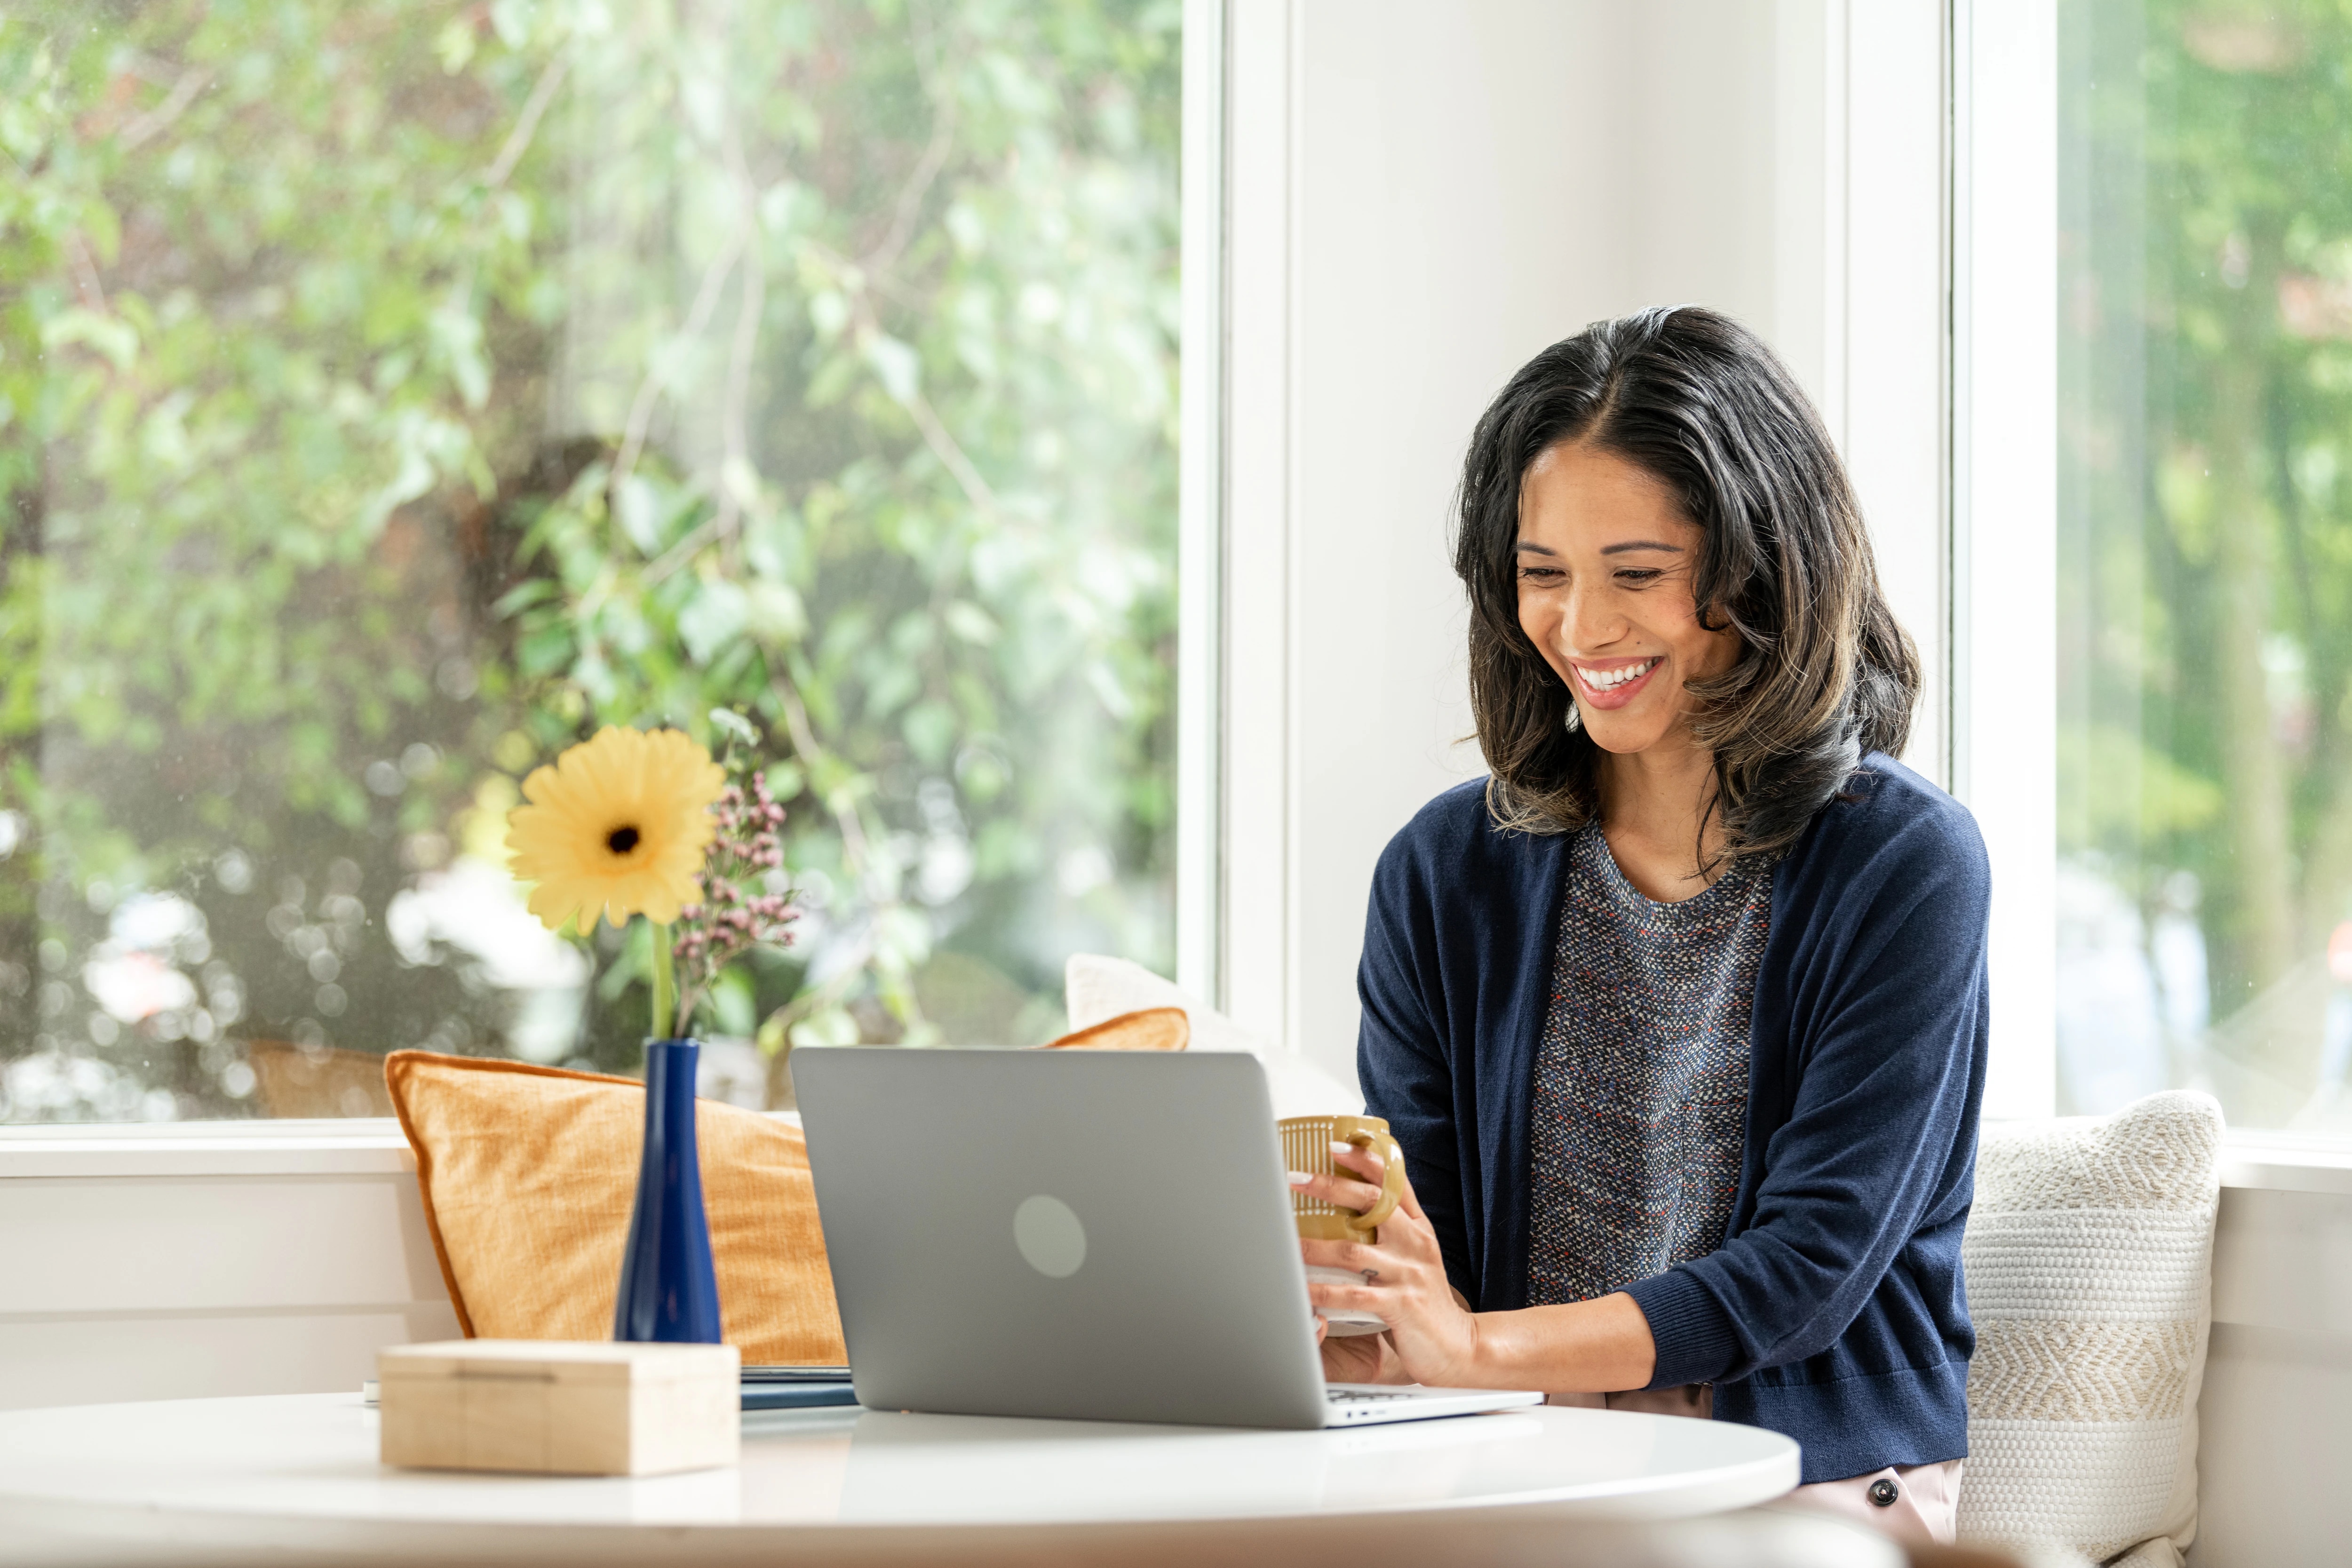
[1012,1194,1087,1279]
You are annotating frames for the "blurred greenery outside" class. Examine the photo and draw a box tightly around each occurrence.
[2058,0,2352,1130]
[0,0,1181,1120]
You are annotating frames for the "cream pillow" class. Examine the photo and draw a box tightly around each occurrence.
[1956,1090,2225,1565]
[1063,954,1364,1117]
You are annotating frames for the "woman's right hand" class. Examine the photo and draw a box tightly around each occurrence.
[1296,1141,1486,1387]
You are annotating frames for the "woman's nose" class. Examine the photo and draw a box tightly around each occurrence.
[1557,581,1620,655]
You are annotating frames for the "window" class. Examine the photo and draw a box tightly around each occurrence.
[0,0,1182,1122]
[2057,1,2352,1131]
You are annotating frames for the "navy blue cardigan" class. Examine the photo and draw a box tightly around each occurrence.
[1357,755,1988,1483]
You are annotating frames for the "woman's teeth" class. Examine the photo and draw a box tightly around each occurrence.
[1580,658,1658,691]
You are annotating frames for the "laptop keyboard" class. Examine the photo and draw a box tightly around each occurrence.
[1326,1388,1411,1402]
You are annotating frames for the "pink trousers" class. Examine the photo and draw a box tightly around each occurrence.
[1546,1385,1962,1548]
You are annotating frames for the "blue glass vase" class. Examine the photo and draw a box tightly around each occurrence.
[613,1038,723,1344]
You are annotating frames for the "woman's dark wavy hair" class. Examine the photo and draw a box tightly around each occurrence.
[1454,305,1919,863]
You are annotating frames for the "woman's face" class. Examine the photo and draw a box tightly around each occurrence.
[1514,439,1743,758]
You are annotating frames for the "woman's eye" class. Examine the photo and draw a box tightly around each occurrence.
[1615,569,1664,585]
[1518,566,1564,584]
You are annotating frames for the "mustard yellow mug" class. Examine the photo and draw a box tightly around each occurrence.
[1280,1114,1406,1337]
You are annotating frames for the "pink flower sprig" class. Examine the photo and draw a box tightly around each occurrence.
[671,761,799,1035]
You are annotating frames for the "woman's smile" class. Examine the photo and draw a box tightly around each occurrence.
[1571,655,1662,709]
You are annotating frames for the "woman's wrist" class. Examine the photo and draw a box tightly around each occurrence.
[1416,1303,1522,1391]
[1434,1305,1489,1388]
[1454,1305,1530,1390]
[1454,1293,1658,1393]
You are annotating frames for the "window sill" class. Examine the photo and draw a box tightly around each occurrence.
[0,1112,806,1179]
[2217,1132,2352,1197]
[0,1119,415,1178]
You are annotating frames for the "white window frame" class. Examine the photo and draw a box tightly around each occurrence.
[1175,0,1227,1005]
[1950,0,2060,1120]
[1204,0,1294,1049]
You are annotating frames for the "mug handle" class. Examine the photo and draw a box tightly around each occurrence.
[1343,1132,1406,1235]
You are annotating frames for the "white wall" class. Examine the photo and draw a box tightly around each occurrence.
[1222,0,1944,1094]
[0,1128,458,1411]
[2189,1154,2352,1567]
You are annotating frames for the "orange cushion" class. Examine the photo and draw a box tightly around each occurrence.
[384,1051,845,1365]
[1037,1006,1189,1051]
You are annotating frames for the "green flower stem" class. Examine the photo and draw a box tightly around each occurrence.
[649,920,678,1040]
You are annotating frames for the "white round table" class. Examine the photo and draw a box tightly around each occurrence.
[0,1393,1860,1568]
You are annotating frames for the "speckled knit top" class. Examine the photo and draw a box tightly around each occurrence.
[1525,824,1773,1308]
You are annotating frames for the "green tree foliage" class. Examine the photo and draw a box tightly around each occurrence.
[0,0,1179,1120]
[2061,0,2352,1122]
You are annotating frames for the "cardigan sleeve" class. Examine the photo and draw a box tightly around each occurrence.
[1355,830,1478,1304]
[1624,803,1990,1387]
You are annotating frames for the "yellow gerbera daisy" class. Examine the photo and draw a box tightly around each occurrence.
[505,726,727,932]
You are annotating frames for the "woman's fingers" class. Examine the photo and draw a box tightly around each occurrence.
[1288,1169,1387,1213]
[1330,1142,1429,1224]
[1304,1277,1386,1313]
[1297,1236,1383,1272]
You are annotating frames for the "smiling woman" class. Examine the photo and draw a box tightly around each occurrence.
[1315,307,1991,1548]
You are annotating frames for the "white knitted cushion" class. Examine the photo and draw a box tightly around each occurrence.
[1956,1090,2224,1566]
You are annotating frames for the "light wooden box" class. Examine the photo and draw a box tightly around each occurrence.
[378,1340,740,1477]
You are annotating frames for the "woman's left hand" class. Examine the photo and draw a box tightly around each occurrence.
[1296,1143,1485,1387]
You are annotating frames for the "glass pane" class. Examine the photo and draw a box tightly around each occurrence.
[2058,0,2352,1129]
[0,0,1180,1122]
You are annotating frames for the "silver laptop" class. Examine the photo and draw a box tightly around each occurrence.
[793,1047,1543,1430]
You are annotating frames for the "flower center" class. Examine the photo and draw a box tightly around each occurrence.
[606,825,642,856]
